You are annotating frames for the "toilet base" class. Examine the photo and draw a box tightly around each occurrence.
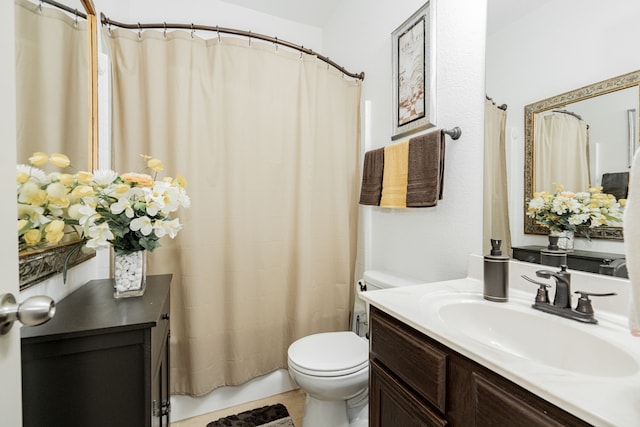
[303,395,349,427]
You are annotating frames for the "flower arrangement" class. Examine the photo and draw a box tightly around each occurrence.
[17,152,190,255]
[526,184,625,234]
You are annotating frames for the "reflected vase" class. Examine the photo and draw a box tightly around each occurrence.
[113,250,147,298]
[549,230,574,252]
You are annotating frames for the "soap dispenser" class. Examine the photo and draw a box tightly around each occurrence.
[484,238,509,302]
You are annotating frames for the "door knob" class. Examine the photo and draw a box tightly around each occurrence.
[0,293,55,335]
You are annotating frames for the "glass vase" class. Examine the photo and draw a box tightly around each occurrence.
[549,230,574,252]
[113,250,147,298]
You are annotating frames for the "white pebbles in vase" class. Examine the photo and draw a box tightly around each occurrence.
[113,250,147,298]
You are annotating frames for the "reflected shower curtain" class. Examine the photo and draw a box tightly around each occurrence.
[106,29,361,396]
[535,113,590,192]
[483,100,511,256]
[14,0,88,167]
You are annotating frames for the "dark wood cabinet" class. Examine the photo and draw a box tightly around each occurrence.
[21,274,172,427]
[369,306,591,427]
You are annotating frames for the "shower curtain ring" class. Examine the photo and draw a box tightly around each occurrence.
[248,31,252,47]
[38,0,42,12]
[274,37,278,52]
[137,22,142,40]
[216,25,221,43]
[300,47,303,60]
[163,22,167,39]
[191,23,195,38]
[74,9,78,27]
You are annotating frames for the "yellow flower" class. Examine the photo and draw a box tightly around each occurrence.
[17,171,29,184]
[76,171,94,185]
[147,157,164,172]
[71,185,95,198]
[28,190,48,207]
[29,152,48,166]
[23,228,42,246]
[175,173,188,188]
[50,153,71,168]
[44,220,65,243]
[58,173,74,185]
[17,219,29,233]
[620,199,627,206]
[114,183,130,194]
[589,186,603,193]
[554,183,564,191]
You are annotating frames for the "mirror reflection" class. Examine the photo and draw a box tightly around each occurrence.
[533,86,638,200]
[523,70,640,240]
[486,0,640,255]
[15,0,96,290]
[15,0,89,171]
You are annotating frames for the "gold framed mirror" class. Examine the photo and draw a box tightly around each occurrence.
[16,0,98,289]
[524,69,640,241]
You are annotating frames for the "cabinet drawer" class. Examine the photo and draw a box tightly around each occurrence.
[370,306,447,413]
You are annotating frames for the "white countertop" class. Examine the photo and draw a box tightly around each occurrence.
[360,257,640,427]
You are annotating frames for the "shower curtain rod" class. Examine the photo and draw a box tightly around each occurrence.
[485,95,507,111]
[39,0,87,20]
[552,109,583,120]
[99,13,365,80]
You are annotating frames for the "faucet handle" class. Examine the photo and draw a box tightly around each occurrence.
[573,291,617,315]
[521,275,550,304]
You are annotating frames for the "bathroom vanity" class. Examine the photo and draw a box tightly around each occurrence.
[361,258,640,427]
[369,306,589,426]
[21,274,172,427]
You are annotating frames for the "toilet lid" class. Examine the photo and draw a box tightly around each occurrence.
[288,332,369,377]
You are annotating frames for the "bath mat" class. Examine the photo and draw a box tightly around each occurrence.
[206,403,295,427]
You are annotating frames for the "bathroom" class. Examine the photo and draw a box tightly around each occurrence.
[1,0,640,425]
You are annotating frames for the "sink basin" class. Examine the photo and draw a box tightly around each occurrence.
[423,294,639,377]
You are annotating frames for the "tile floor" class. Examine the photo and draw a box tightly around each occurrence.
[171,388,306,427]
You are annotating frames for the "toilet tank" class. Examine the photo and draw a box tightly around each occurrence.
[352,270,425,337]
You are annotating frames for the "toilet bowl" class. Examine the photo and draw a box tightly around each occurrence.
[287,270,425,427]
[288,331,369,427]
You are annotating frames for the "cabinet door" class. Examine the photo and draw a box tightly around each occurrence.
[370,359,447,427]
[473,373,587,427]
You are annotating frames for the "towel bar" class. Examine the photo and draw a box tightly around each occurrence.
[443,127,462,140]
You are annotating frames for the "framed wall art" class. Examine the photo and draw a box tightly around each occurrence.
[391,1,436,140]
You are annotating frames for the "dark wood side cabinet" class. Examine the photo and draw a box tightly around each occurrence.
[512,245,626,277]
[369,306,592,427]
[21,274,172,427]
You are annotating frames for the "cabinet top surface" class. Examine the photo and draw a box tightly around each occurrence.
[512,246,625,260]
[21,274,172,341]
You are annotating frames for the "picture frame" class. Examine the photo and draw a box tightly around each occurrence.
[391,1,436,140]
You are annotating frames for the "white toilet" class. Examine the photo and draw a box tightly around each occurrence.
[287,270,424,427]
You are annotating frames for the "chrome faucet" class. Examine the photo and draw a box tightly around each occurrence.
[522,265,616,324]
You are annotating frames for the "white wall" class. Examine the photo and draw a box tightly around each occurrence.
[325,0,488,282]
[486,0,640,254]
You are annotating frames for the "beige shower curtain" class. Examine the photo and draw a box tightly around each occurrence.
[106,29,361,396]
[535,112,590,193]
[14,0,88,167]
[484,100,511,255]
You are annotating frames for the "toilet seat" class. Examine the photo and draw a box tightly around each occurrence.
[288,332,368,377]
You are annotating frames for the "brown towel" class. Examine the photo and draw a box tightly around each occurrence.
[406,129,446,207]
[359,147,385,206]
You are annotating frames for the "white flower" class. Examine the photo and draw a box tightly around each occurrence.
[111,197,135,218]
[154,218,182,238]
[92,169,119,187]
[17,164,49,185]
[130,215,154,236]
[85,222,114,249]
